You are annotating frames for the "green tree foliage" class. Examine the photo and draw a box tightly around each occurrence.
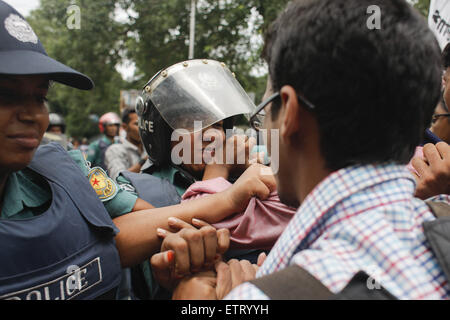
[412,0,431,17]
[27,0,291,137]
[121,0,290,102]
[27,0,130,139]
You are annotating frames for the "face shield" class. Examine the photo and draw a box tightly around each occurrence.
[136,59,256,132]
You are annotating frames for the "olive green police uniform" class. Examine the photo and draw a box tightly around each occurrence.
[1,149,137,220]
[116,164,192,198]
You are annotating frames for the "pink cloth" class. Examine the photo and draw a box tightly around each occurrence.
[181,177,296,250]
[407,146,424,176]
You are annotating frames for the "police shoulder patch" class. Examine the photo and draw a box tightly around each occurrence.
[87,167,118,202]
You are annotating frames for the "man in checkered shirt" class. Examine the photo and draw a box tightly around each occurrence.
[169,0,450,300]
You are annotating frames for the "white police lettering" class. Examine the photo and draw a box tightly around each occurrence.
[0,258,102,300]
[66,266,89,292]
[4,14,38,44]
[139,117,154,133]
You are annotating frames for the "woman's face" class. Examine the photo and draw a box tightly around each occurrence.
[171,121,225,177]
[0,75,49,173]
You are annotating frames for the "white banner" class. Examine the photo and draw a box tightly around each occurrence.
[429,0,450,50]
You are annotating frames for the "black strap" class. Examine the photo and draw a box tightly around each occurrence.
[94,287,119,300]
[250,265,332,300]
[423,201,450,285]
[334,271,397,300]
[425,201,450,219]
[250,266,397,300]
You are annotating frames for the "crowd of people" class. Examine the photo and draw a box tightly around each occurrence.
[0,0,449,301]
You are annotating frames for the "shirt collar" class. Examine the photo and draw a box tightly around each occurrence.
[153,165,179,184]
[261,163,416,274]
[2,170,51,219]
[102,135,113,145]
[120,137,139,152]
[298,163,416,224]
[150,164,196,195]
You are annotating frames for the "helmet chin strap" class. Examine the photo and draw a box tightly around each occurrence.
[169,163,197,185]
[144,159,197,185]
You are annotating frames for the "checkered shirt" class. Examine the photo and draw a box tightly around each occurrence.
[225,163,450,300]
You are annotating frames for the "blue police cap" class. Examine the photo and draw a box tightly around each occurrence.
[0,1,94,90]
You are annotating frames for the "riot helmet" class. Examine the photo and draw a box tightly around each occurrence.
[136,59,256,167]
[47,113,66,134]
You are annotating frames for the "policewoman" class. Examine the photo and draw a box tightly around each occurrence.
[118,60,265,299]
[0,1,138,299]
[126,59,257,201]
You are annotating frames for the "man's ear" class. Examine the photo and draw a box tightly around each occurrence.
[279,85,301,146]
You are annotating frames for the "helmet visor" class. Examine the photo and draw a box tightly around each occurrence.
[140,60,256,132]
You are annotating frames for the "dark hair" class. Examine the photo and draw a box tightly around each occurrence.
[443,43,450,69]
[263,0,442,170]
[121,107,136,125]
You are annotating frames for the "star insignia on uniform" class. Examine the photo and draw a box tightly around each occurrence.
[87,167,118,202]
[91,178,100,186]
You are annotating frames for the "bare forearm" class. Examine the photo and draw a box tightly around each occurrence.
[113,192,234,267]
[127,162,143,174]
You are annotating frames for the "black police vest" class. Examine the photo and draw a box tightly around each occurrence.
[120,171,181,208]
[119,170,181,300]
[0,143,122,300]
[97,138,109,170]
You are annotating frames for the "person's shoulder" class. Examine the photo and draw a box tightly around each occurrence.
[86,139,102,159]
[67,149,83,159]
[67,149,91,175]
[105,142,127,157]
[88,139,99,148]
[89,136,106,146]
[106,141,126,151]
